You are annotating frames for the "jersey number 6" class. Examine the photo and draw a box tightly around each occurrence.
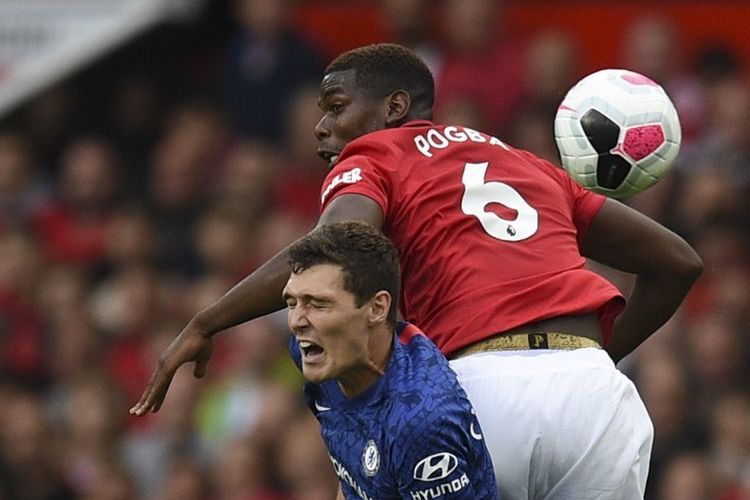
[461,162,539,242]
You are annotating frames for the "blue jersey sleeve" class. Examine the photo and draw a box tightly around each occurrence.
[394,403,498,499]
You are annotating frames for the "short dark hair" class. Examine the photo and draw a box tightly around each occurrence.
[325,43,434,119]
[288,222,401,327]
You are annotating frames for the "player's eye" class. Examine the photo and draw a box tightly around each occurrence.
[331,103,344,114]
[308,297,332,309]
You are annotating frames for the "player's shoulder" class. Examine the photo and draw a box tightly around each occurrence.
[395,322,451,374]
[389,323,466,406]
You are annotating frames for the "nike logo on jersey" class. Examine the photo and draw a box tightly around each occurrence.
[470,422,482,440]
[314,400,331,412]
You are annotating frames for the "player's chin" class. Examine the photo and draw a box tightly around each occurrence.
[301,359,332,384]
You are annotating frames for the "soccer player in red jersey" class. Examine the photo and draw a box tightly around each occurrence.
[131,44,703,499]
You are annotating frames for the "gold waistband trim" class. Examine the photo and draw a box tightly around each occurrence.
[451,332,601,359]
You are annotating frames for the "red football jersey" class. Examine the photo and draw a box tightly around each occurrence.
[320,121,624,355]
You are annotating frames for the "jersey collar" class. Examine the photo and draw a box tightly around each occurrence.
[402,119,434,128]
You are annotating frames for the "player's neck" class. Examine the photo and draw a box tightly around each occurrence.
[338,328,393,398]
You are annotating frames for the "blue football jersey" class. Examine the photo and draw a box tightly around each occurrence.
[289,322,498,499]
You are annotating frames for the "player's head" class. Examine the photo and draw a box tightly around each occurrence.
[315,43,434,168]
[283,222,401,390]
[286,221,400,326]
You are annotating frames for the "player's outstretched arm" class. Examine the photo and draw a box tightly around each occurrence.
[130,247,292,415]
[130,194,384,416]
[581,198,703,363]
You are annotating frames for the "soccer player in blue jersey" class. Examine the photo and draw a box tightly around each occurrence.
[283,221,497,500]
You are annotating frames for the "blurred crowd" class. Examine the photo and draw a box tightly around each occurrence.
[0,0,748,499]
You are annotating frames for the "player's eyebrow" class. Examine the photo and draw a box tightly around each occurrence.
[283,291,332,304]
[318,89,347,111]
[321,86,342,99]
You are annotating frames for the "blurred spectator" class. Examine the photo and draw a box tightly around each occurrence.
[219,0,325,142]
[620,15,708,147]
[680,218,750,339]
[213,139,276,224]
[80,461,138,500]
[0,388,76,499]
[434,0,527,136]
[273,411,338,499]
[57,376,129,497]
[523,30,581,112]
[107,71,166,195]
[193,317,299,449]
[0,131,50,233]
[31,136,121,269]
[709,392,750,498]
[271,85,329,226]
[510,30,580,162]
[122,367,210,499]
[18,84,80,173]
[0,225,48,387]
[193,200,257,280]
[379,0,442,76]
[636,349,709,497]
[680,77,750,192]
[156,458,210,500]
[684,313,750,407]
[147,100,228,277]
[210,435,286,500]
[91,265,171,406]
[103,203,161,273]
[656,451,720,500]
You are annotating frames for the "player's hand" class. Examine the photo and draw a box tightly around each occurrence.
[129,325,214,416]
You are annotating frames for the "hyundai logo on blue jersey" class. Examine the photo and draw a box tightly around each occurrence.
[413,452,459,481]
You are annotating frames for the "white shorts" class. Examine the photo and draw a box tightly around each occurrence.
[450,348,653,500]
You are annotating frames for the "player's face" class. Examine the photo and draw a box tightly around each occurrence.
[315,69,389,169]
[283,263,380,394]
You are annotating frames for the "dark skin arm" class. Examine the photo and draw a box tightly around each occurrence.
[581,198,703,363]
[130,194,383,415]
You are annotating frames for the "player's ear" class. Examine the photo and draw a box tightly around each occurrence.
[385,90,411,125]
[367,290,391,325]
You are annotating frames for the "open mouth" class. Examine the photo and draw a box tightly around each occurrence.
[317,150,339,168]
[299,339,325,361]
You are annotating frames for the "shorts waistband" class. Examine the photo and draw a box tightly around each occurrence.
[450,332,602,359]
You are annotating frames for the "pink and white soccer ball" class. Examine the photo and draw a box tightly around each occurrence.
[554,68,682,198]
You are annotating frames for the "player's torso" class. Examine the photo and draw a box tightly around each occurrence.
[308,332,493,499]
[375,124,593,353]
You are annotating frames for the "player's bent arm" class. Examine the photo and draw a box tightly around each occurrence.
[581,198,703,362]
[192,194,383,338]
[317,193,384,228]
[191,249,293,338]
[130,194,385,416]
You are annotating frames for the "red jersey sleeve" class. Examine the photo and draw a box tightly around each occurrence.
[567,176,607,244]
[319,137,397,216]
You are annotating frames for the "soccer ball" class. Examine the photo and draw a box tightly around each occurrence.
[554,68,681,198]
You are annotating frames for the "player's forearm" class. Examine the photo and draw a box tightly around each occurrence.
[191,247,292,338]
[607,257,702,362]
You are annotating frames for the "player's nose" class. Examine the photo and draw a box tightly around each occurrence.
[287,307,310,332]
[314,115,330,140]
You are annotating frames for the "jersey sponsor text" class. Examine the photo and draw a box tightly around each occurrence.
[413,126,508,158]
[409,473,470,499]
[321,167,362,203]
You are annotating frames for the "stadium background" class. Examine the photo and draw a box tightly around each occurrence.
[0,0,748,498]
